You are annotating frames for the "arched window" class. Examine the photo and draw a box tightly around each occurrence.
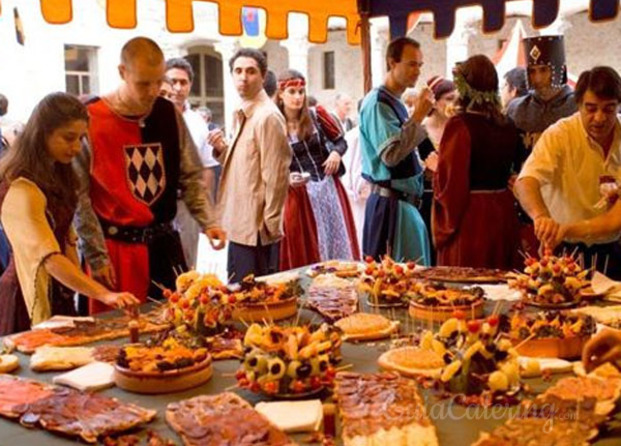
[185,46,224,126]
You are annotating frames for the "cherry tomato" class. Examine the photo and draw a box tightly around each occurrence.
[487,315,500,327]
[310,376,323,390]
[292,380,307,393]
[467,320,481,333]
[263,381,278,394]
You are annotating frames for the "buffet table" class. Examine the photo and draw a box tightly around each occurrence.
[1,269,621,445]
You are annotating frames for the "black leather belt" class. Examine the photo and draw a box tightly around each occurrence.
[99,219,175,244]
[371,184,422,208]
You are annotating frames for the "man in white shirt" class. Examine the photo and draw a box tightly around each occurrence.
[166,57,219,267]
[516,66,621,277]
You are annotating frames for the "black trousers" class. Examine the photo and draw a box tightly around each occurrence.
[227,238,280,283]
[559,241,621,280]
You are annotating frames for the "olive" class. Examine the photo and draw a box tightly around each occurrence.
[297,363,312,379]
[494,350,508,361]
[287,361,302,378]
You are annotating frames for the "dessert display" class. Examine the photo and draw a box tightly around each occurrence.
[306,260,363,278]
[3,309,168,354]
[334,372,439,446]
[507,252,590,308]
[236,323,341,397]
[165,271,301,329]
[0,375,156,443]
[357,256,419,306]
[407,282,486,322]
[0,354,19,373]
[473,374,621,445]
[166,393,294,446]
[307,274,359,322]
[472,417,598,446]
[3,260,621,445]
[227,275,301,322]
[506,311,596,358]
[203,328,244,360]
[378,346,445,378]
[540,375,621,416]
[334,313,399,341]
[114,336,213,394]
[412,266,508,284]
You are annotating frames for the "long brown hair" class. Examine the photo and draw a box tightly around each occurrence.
[276,69,314,141]
[454,55,506,126]
[0,92,88,211]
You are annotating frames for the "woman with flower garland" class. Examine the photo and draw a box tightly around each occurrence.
[276,69,360,269]
[433,55,520,268]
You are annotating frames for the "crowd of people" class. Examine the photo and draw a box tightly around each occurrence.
[1,33,621,341]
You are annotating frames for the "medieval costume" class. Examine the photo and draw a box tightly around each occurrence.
[280,106,360,269]
[506,35,577,257]
[507,35,577,154]
[359,86,431,265]
[433,71,521,269]
[0,178,77,334]
[75,96,216,313]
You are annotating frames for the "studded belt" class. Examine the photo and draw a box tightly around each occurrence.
[99,219,175,244]
[370,184,422,208]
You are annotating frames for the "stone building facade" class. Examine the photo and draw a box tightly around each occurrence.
[0,0,619,131]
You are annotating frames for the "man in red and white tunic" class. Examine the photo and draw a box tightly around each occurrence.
[74,37,226,314]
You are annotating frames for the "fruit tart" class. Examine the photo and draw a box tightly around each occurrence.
[226,275,301,322]
[508,252,590,308]
[506,311,596,359]
[407,282,485,322]
[357,256,419,307]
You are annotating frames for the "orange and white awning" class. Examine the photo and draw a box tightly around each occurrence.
[11,0,361,44]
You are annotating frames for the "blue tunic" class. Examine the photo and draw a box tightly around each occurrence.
[359,86,431,265]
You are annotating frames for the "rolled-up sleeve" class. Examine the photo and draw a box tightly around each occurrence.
[1,178,60,323]
[257,112,291,241]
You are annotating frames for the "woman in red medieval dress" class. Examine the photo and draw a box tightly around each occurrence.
[433,55,520,269]
[276,70,360,269]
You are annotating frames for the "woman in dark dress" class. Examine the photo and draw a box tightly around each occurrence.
[433,55,520,269]
[276,70,360,269]
[0,92,138,335]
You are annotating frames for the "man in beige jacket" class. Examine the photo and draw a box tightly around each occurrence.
[209,48,291,282]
